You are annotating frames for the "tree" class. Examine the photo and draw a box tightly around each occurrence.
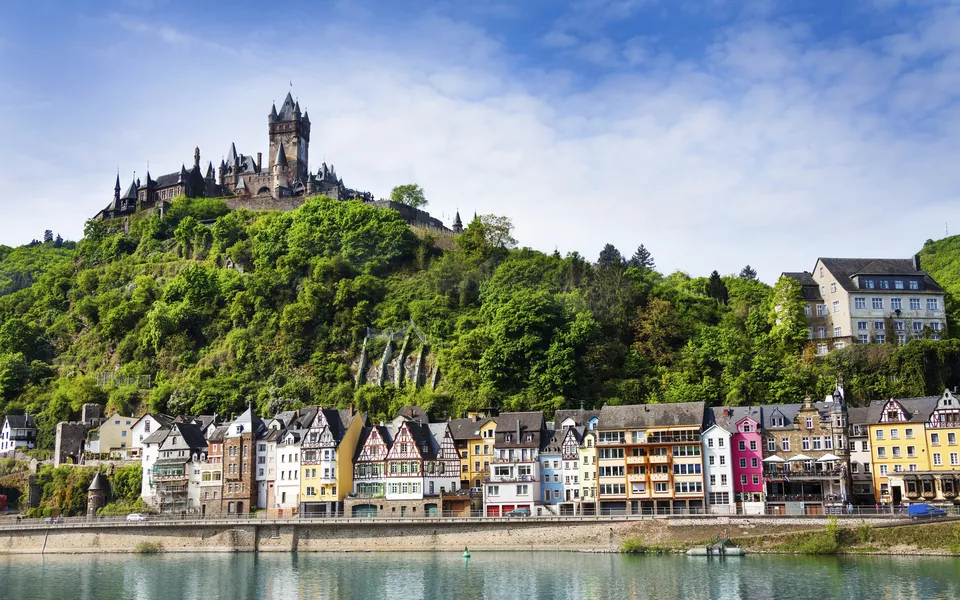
[739,265,757,280]
[597,244,623,266]
[632,299,684,366]
[706,271,729,305]
[628,244,655,270]
[390,184,427,209]
[43,230,53,244]
[53,234,63,249]
[769,276,811,353]
[479,215,516,250]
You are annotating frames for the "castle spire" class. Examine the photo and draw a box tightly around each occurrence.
[194,146,201,169]
[178,164,187,184]
[274,141,288,168]
[114,174,121,203]
[453,210,463,234]
[269,103,278,122]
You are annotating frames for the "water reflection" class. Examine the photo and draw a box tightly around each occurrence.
[1,552,958,600]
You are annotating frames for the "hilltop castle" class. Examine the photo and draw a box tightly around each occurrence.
[96,92,459,232]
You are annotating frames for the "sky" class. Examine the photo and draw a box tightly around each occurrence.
[2,0,960,282]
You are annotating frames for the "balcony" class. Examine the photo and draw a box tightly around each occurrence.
[597,437,626,446]
[152,473,187,483]
[763,466,844,480]
[626,455,647,465]
[649,455,669,464]
[492,456,536,464]
[628,474,646,483]
[485,475,536,484]
[647,432,701,444]
[650,473,669,482]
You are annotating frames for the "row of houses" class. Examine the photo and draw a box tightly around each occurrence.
[4,388,960,516]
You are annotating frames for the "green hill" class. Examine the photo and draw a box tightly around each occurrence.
[1,196,958,452]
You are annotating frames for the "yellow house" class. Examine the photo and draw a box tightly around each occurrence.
[86,414,135,456]
[300,408,365,517]
[449,415,495,489]
[867,397,935,505]
[578,430,598,514]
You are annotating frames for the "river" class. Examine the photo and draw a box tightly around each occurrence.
[1,552,958,599]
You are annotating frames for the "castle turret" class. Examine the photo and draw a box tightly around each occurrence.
[114,174,121,205]
[269,103,278,123]
[453,210,463,234]
[194,147,201,169]
[273,141,289,198]
[269,91,309,184]
[178,164,187,184]
[87,472,110,519]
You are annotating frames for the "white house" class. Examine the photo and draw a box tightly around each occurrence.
[0,414,37,456]
[274,429,303,515]
[483,412,545,517]
[702,408,735,515]
[131,414,172,458]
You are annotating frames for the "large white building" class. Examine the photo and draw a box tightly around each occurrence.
[785,256,947,355]
[0,415,36,456]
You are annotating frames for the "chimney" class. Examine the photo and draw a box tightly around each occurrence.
[349,403,355,417]
[257,152,263,172]
[913,254,921,271]
[516,418,521,440]
[471,414,478,423]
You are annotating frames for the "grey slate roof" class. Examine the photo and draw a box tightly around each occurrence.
[141,428,170,445]
[540,429,564,454]
[4,414,36,430]
[598,402,706,429]
[447,417,490,441]
[395,406,429,424]
[782,271,823,301]
[88,472,110,492]
[493,412,545,448]
[274,142,288,168]
[207,425,229,442]
[759,404,801,430]
[277,92,297,121]
[168,422,208,450]
[705,406,761,433]
[847,406,870,427]
[865,396,940,424]
[554,409,600,426]
[120,178,138,200]
[819,257,942,293]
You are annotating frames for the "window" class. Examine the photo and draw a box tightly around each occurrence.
[891,298,902,310]
[864,280,875,289]
[933,453,942,466]
[752,475,760,485]
[767,438,776,452]
[854,297,866,309]
[893,320,904,331]
[892,447,902,459]
[880,280,890,290]
[874,321,884,330]
[740,475,747,486]
[805,418,813,429]
[739,458,747,469]
[931,433,940,446]
[749,440,757,451]
[804,304,812,316]
[818,327,826,339]
[751,458,758,469]
[781,438,790,451]
[872,298,883,309]
[877,447,886,458]
[816,343,828,356]
[927,298,939,310]
[719,456,725,465]
[905,428,914,439]
[890,429,899,439]
[951,453,959,466]
[832,301,840,313]
[894,280,904,290]
[875,333,885,343]
[858,334,869,344]
[802,438,810,451]
[907,446,916,458]
[812,437,821,450]
[908,280,919,290]
[949,433,957,445]
[720,474,727,486]
[830,282,837,293]
[931,322,943,332]
[772,416,785,428]
[817,304,827,316]
[856,321,868,331]
[875,430,884,440]
[708,456,715,466]
[912,321,923,332]
[910,298,921,310]
[834,326,842,337]
[707,438,714,448]
[738,441,746,451]
[654,482,668,493]
[861,441,869,452]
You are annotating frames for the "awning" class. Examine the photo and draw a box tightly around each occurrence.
[817,453,842,462]
[787,454,813,461]
[762,456,786,463]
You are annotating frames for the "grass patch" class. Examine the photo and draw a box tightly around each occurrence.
[134,541,162,554]
[621,538,648,554]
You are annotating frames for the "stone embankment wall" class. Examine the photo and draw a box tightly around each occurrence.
[0,516,903,555]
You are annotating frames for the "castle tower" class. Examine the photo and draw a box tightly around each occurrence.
[268,92,310,184]
[87,472,110,519]
[453,210,463,234]
[273,141,290,198]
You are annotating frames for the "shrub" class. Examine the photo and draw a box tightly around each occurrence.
[134,541,162,554]
[856,523,873,544]
[621,537,648,554]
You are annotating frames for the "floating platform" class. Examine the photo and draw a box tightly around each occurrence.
[686,546,746,557]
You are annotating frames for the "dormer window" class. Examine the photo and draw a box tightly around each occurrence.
[525,434,532,442]
[886,410,899,421]
[505,434,512,442]
[771,416,785,428]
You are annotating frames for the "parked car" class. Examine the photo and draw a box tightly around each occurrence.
[505,508,531,517]
[907,503,946,519]
[126,513,149,522]
[42,516,63,524]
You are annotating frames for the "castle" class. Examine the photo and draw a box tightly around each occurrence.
[95,92,460,232]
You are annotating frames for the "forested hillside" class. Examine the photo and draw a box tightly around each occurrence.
[1,196,959,452]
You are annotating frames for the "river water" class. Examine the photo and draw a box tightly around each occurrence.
[1,552,958,600]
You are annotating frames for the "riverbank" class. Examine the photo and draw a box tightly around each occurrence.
[0,515,908,554]
[731,519,960,556]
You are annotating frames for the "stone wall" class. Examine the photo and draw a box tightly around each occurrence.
[224,195,304,213]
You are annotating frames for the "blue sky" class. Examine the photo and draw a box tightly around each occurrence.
[2,0,960,281]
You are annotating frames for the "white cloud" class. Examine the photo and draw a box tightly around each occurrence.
[2,6,960,284]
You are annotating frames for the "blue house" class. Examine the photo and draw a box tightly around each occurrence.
[539,430,564,509]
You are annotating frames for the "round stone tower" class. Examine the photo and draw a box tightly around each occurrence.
[87,472,110,519]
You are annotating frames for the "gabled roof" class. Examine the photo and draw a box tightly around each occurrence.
[206,425,229,442]
[395,406,429,424]
[554,409,600,427]
[353,425,394,461]
[847,406,869,426]
[704,406,760,434]
[164,422,208,450]
[120,178,138,200]
[274,142,288,168]
[598,402,706,429]
[4,414,36,429]
[132,413,173,430]
[141,427,171,445]
[760,404,801,429]
[866,396,940,424]
[781,271,822,301]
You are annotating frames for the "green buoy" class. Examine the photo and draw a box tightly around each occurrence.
[463,547,471,559]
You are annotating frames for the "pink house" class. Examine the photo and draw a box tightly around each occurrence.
[731,414,764,503]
